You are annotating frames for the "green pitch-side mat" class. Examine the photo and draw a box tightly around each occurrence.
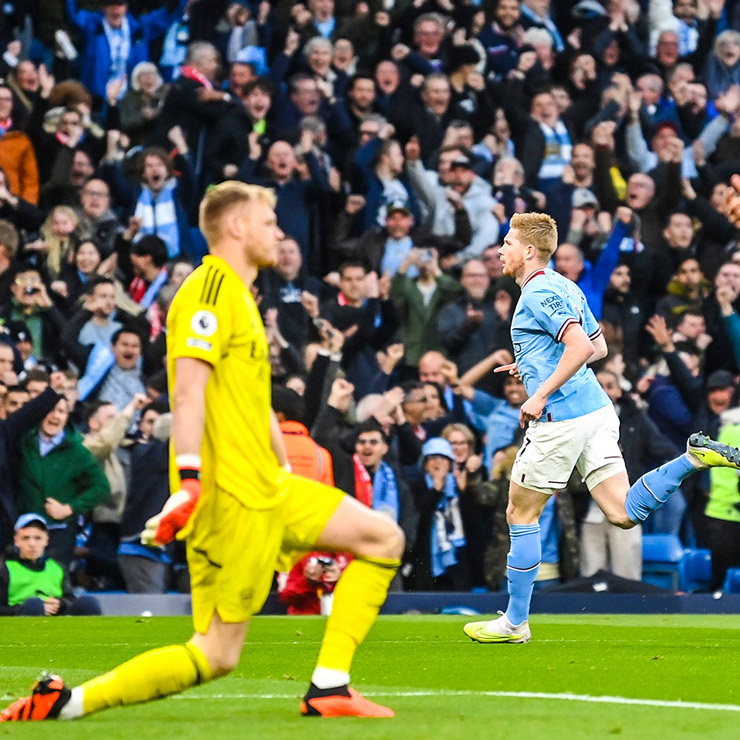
[0,615,739,739]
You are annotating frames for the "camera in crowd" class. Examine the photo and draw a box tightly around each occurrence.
[308,555,335,570]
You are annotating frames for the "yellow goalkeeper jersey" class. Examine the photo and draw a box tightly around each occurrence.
[166,254,283,509]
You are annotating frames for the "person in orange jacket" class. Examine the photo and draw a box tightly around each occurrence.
[274,384,335,485]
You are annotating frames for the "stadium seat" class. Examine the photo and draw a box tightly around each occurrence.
[642,534,685,591]
[678,549,712,593]
[722,568,740,594]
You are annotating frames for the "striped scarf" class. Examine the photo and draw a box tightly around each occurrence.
[537,119,572,181]
[520,4,565,52]
[134,179,180,258]
[676,20,698,57]
[427,473,466,577]
[102,16,131,92]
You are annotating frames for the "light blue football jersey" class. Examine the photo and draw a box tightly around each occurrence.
[511,268,610,422]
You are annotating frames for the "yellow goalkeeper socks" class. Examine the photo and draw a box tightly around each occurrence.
[62,641,212,718]
[313,556,398,682]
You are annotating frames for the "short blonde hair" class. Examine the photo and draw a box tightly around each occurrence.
[510,212,558,262]
[199,181,277,244]
[442,422,475,447]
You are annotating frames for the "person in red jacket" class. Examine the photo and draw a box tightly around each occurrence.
[279,552,351,615]
[274,384,352,614]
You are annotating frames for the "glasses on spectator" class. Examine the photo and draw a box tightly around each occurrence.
[356,438,382,446]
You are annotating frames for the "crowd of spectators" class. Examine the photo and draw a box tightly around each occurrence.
[1,0,740,600]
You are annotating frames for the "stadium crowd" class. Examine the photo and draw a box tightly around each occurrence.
[1,0,740,604]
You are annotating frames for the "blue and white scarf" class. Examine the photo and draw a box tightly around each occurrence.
[427,473,466,577]
[537,119,572,181]
[520,4,565,52]
[160,18,189,80]
[677,20,698,57]
[134,178,180,258]
[372,461,400,521]
[103,16,131,93]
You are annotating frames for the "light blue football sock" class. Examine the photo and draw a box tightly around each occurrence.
[505,523,541,626]
[624,453,698,524]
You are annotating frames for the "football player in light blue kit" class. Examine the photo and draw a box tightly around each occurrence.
[464,211,740,643]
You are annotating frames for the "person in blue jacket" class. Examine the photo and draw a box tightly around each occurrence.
[65,0,188,102]
[553,206,633,320]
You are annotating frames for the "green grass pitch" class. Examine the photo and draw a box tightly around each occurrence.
[1,614,739,739]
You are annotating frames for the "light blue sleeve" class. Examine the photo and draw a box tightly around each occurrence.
[471,389,500,416]
[525,286,580,343]
[470,390,502,431]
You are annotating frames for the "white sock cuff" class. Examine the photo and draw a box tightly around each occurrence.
[58,686,84,720]
[311,667,350,689]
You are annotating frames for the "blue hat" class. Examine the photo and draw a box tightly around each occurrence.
[235,46,268,76]
[421,437,454,461]
[14,513,47,532]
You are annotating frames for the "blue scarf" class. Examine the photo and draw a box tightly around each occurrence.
[676,20,698,56]
[520,4,565,52]
[78,341,116,401]
[102,16,131,93]
[537,119,572,181]
[134,179,180,258]
[139,268,168,310]
[426,473,466,577]
[372,461,400,521]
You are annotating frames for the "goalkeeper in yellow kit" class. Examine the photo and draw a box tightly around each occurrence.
[1,182,403,722]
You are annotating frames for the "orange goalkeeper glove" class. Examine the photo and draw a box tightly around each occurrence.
[142,457,201,546]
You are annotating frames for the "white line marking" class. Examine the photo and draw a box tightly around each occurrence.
[172,690,740,712]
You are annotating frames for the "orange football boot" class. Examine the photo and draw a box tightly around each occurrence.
[301,683,394,718]
[0,673,71,722]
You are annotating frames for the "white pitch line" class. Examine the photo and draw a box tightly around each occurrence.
[172,689,740,713]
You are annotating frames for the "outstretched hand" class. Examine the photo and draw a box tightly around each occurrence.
[494,361,521,379]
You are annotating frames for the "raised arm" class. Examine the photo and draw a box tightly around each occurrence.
[459,348,514,388]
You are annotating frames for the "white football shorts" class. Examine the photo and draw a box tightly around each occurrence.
[510,403,626,494]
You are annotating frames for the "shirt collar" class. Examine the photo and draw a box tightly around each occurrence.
[521,268,546,290]
[39,429,65,447]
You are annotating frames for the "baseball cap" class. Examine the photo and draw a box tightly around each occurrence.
[572,187,599,209]
[421,437,454,461]
[572,0,609,18]
[387,200,411,215]
[14,513,48,532]
[706,370,735,391]
[6,320,31,344]
[652,121,680,138]
[449,155,473,170]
